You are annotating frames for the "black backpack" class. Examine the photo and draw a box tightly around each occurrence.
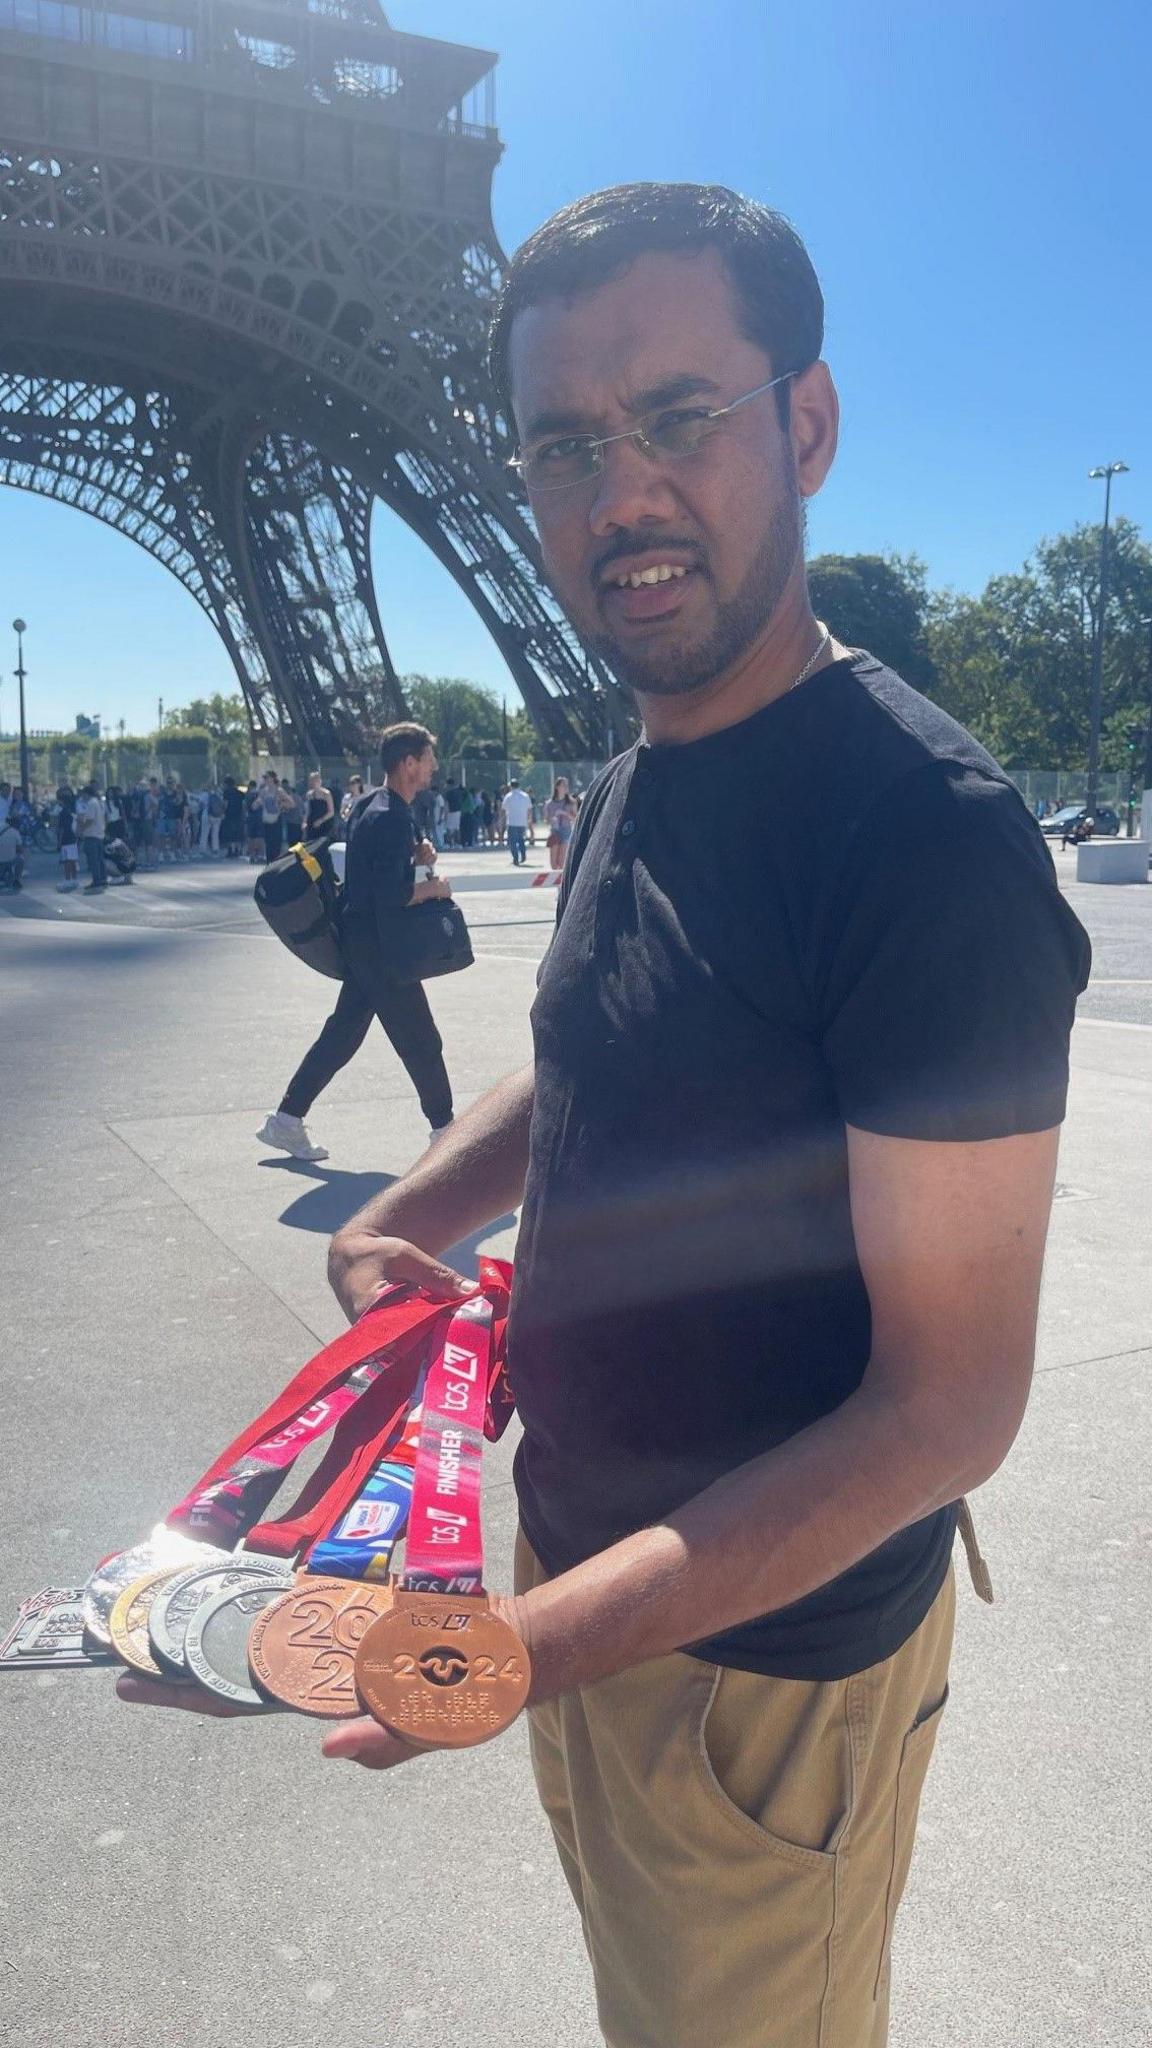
[253,837,345,979]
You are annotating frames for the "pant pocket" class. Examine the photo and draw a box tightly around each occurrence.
[872,1685,949,1996]
[694,1664,846,1875]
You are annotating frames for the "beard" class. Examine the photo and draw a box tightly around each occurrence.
[587,483,804,700]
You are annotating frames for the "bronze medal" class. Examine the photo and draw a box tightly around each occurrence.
[107,1568,187,1678]
[354,1590,530,1749]
[247,1576,395,1719]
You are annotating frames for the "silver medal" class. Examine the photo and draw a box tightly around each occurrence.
[183,1579,293,1708]
[82,1526,228,1649]
[148,1555,291,1676]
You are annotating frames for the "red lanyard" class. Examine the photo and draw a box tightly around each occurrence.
[166,1260,514,1569]
[166,1290,448,1552]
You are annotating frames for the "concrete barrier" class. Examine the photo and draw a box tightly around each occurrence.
[1076,838,1149,883]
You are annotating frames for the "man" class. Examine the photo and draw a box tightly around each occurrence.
[0,810,24,889]
[124,186,1090,2047]
[74,783,107,892]
[199,782,225,856]
[0,781,10,829]
[501,776,533,865]
[256,722,456,1161]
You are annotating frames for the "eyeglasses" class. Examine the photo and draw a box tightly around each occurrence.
[508,372,797,493]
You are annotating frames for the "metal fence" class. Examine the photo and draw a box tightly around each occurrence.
[1004,768,1128,813]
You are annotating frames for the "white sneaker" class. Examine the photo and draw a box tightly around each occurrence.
[256,1112,329,1162]
[428,1122,453,1146]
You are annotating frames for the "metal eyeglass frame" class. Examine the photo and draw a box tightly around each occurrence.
[507,370,798,493]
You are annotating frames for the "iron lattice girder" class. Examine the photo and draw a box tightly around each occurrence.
[0,348,408,756]
[0,355,280,741]
[0,28,628,756]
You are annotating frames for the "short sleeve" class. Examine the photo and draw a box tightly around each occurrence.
[820,764,1091,1140]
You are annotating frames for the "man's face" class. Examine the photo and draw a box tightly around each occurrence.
[413,747,438,792]
[508,250,820,699]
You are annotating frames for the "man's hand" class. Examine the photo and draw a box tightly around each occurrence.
[411,876,451,905]
[116,1672,265,1718]
[118,1671,428,1769]
[416,837,437,867]
[327,1229,476,1325]
[326,1065,534,1317]
[321,1716,426,1770]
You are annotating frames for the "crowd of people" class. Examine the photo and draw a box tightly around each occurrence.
[0,768,585,894]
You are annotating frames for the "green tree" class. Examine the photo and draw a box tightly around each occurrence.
[402,676,504,759]
[807,553,936,690]
[926,519,1152,769]
[162,691,250,779]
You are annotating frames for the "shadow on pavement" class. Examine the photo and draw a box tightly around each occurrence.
[261,1160,396,1233]
[262,1159,517,1272]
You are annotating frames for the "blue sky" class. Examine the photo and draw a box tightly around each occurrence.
[1,0,1149,736]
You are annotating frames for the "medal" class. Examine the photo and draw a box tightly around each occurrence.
[355,1293,531,1749]
[107,1568,191,1678]
[246,1392,424,1716]
[248,1577,396,1719]
[354,1589,529,1749]
[148,1555,293,1677]
[0,1588,119,1672]
[184,1578,294,1708]
[82,1527,226,1651]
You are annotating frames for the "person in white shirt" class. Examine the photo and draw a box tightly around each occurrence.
[501,778,534,866]
[74,784,108,892]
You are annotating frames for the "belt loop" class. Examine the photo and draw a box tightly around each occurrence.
[956,1497,995,1604]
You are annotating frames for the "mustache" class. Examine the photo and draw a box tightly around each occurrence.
[591,532,709,583]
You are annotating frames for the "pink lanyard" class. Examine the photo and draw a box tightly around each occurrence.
[400,1293,494,1595]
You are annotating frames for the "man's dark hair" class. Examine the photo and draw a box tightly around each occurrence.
[489,183,824,431]
[380,721,436,775]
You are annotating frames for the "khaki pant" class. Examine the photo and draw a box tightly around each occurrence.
[516,1534,955,2048]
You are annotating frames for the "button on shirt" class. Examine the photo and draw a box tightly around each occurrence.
[507,652,1091,1680]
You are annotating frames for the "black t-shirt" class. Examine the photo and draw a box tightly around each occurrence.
[343,786,416,939]
[508,652,1091,1681]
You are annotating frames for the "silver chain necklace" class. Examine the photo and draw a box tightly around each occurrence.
[787,621,833,694]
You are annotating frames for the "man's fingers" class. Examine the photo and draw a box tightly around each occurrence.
[115,1673,265,1719]
[381,1245,476,1301]
[321,1715,422,1770]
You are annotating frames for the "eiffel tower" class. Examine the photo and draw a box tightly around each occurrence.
[0,0,629,757]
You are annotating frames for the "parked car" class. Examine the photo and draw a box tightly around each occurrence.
[1039,803,1120,839]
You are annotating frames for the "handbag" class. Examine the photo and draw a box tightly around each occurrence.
[379,892,474,985]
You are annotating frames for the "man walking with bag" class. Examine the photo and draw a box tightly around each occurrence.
[257,723,457,1162]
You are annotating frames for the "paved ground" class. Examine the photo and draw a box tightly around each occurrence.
[1,841,1150,2046]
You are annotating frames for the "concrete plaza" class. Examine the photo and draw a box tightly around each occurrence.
[1,843,1149,2047]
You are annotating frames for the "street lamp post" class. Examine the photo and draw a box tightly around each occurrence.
[1086,462,1129,816]
[12,618,29,799]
